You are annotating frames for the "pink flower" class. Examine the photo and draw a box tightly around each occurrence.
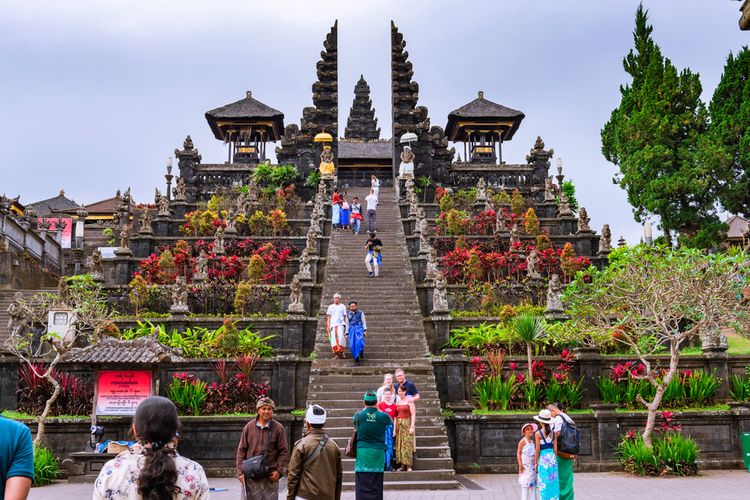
[472,356,481,365]
[561,349,569,358]
[516,373,526,384]
[509,362,518,370]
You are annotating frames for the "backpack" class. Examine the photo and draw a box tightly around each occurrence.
[557,413,580,455]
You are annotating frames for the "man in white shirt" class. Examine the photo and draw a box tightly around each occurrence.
[548,402,575,499]
[365,190,378,234]
[326,293,348,359]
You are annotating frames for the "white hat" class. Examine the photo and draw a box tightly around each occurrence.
[533,409,554,425]
[305,404,326,425]
[333,293,341,299]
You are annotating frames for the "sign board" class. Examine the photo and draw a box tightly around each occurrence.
[39,218,72,248]
[96,370,153,416]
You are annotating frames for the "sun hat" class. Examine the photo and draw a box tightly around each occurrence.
[533,409,554,425]
[521,423,538,435]
[305,404,326,425]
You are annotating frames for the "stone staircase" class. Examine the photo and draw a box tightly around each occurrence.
[306,187,459,491]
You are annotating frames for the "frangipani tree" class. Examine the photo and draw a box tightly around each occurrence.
[564,245,749,446]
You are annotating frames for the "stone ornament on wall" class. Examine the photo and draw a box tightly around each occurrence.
[432,271,449,314]
[287,274,306,314]
[577,207,591,233]
[170,276,189,315]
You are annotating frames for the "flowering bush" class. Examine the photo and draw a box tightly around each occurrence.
[17,363,93,416]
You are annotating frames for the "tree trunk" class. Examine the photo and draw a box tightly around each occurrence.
[663,226,672,247]
[526,342,534,385]
[642,341,680,447]
[34,374,61,448]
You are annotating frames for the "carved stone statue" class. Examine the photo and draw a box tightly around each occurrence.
[157,195,171,217]
[577,207,591,232]
[183,135,194,150]
[319,145,335,178]
[544,177,556,202]
[7,292,30,337]
[90,249,104,281]
[170,276,189,314]
[509,222,520,250]
[432,271,449,314]
[544,274,564,316]
[213,226,225,255]
[558,191,573,217]
[57,277,71,306]
[476,177,487,202]
[225,206,238,234]
[526,249,541,280]
[139,207,153,234]
[298,248,312,281]
[118,227,130,251]
[599,224,612,253]
[398,145,415,178]
[425,246,439,282]
[494,206,505,235]
[194,250,208,281]
[174,177,187,201]
[287,274,306,314]
[306,227,318,254]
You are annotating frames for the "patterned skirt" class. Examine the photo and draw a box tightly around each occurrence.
[395,418,414,467]
[538,448,560,500]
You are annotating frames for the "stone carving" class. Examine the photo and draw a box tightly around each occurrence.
[7,292,31,337]
[298,248,312,281]
[399,145,415,178]
[699,326,729,351]
[526,249,541,280]
[170,276,190,314]
[577,207,591,233]
[509,222,520,249]
[157,194,171,217]
[306,227,318,254]
[139,207,153,234]
[494,206,506,235]
[194,250,208,281]
[418,216,430,254]
[118,227,130,251]
[90,249,103,280]
[287,274,306,314]
[319,145,335,178]
[425,246,439,282]
[558,191,573,217]
[544,274,564,315]
[599,224,612,253]
[225,206,238,234]
[183,135,194,150]
[432,271,449,314]
[213,226,225,255]
[544,177,556,202]
[57,277,71,306]
[476,177,487,202]
[174,177,187,202]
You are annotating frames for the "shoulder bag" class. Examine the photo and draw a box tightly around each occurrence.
[345,411,360,458]
[242,424,272,479]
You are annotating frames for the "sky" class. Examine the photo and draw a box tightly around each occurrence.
[0,0,747,244]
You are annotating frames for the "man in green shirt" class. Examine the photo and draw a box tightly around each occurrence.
[353,390,391,499]
[0,416,34,499]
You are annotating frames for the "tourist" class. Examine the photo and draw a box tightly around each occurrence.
[350,196,363,235]
[236,397,289,500]
[353,390,391,500]
[364,232,383,278]
[286,404,342,500]
[517,423,538,500]
[371,175,380,198]
[377,387,397,472]
[365,189,378,233]
[346,300,367,364]
[331,188,342,230]
[375,373,395,403]
[393,385,416,472]
[549,402,576,500]
[394,368,420,402]
[326,293,348,359]
[340,193,351,231]
[0,413,34,500]
[533,409,559,500]
[93,396,208,500]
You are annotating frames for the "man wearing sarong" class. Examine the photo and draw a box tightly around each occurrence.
[326,293,348,359]
[549,402,576,500]
[346,301,367,364]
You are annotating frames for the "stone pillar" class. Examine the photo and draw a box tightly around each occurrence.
[114,249,132,285]
[172,201,189,221]
[134,235,153,259]
[284,316,305,354]
[702,345,730,399]
[591,404,620,463]
[453,418,479,468]
[273,351,299,411]
[155,215,171,238]
[574,347,601,405]
[442,349,473,412]
[431,316,451,354]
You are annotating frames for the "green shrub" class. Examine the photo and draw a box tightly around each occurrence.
[33,446,58,486]
[474,376,516,411]
[684,370,719,406]
[598,377,623,405]
[617,432,699,476]
[522,380,544,411]
[545,379,583,410]
[167,374,208,416]
[730,368,750,401]
[449,322,509,352]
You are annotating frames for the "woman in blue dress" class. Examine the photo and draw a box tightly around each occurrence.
[340,193,351,231]
[534,409,559,500]
[346,300,367,364]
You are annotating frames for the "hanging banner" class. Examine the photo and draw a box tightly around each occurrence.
[96,370,153,416]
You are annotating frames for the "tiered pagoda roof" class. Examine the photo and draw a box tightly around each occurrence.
[446,92,525,142]
[344,75,380,140]
[205,91,285,142]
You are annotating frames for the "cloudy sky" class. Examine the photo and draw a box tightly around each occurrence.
[1,0,746,243]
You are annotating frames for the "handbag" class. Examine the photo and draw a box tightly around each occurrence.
[345,411,360,458]
[242,425,272,479]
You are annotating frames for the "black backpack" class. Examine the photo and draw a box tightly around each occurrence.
[557,414,580,455]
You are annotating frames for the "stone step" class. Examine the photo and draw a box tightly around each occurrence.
[342,479,458,491]
[342,459,455,472]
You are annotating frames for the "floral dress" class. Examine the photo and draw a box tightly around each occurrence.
[537,430,559,500]
[518,437,537,488]
[93,443,209,499]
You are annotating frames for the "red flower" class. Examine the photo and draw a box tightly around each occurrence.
[516,373,526,384]
[509,362,518,370]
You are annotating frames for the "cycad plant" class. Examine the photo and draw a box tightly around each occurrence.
[510,314,546,385]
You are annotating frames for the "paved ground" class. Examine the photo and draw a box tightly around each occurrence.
[29,470,750,499]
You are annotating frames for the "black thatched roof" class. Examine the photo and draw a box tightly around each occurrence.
[338,140,392,160]
[62,335,186,364]
[446,92,525,141]
[28,190,79,216]
[205,91,285,141]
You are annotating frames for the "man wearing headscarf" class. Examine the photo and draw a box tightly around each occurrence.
[353,391,391,499]
[236,397,289,500]
[326,293,348,359]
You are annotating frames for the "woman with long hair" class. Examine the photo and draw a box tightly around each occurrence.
[393,385,415,471]
[94,396,208,499]
[534,409,560,500]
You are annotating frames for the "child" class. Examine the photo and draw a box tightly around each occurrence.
[534,409,560,500]
[517,423,538,500]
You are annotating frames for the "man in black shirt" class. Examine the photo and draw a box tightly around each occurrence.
[364,233,383,278]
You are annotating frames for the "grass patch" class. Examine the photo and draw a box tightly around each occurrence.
[471,409,594,416]
[615,404,730,413]
[1,411,87,420]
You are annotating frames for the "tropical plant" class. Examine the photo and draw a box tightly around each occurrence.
[524,208,539,235]
[510,314,546,384]
[167,373,208,416]
[618,427,699,476]
[544,379,583,410]
[730,367,750,401]
[33,446,59,486]
[521,378,544,411]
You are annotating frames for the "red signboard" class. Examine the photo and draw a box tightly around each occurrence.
[96,370,153,416]
[39,217,73,248]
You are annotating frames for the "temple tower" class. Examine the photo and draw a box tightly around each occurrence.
[344,75,380,140]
